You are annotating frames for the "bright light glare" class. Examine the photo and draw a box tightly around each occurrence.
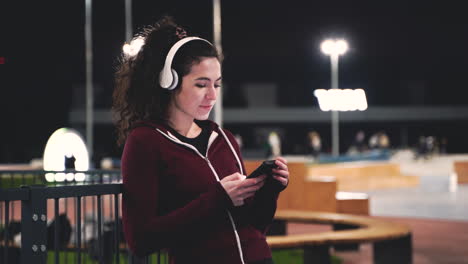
[335,40,348,55]
[321,40,335,55]
[43,128,89,182]
[75,173,86,182]
[122,36,145,57]
[66,173,75,181]
[45,173,55,182]
[321,39,348,55]
[314,89,368,111]
[54,173,66,182]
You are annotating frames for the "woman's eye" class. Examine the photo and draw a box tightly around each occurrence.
[215,84,222,88]
[195,83,206,88]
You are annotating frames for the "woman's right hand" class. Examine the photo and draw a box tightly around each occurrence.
[220,173,266,206]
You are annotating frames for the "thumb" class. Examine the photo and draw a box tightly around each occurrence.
[223,173,245,182]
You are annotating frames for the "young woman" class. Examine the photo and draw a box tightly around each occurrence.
[113,16,289,264]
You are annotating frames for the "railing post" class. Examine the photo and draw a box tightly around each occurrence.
[303,245,331,264]
[332,223,360,251]
[267,219,287,236]
[21,185,48,264]
[374,233,413,264]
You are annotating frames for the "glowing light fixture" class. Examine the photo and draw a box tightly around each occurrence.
[320,38,350,156]
[321,39,348,56]
[43,128,89,182]
[314,88,368,111]
[122,36,145,57]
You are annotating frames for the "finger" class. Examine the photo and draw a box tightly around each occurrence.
[240,176,266,187]
[252,178,266,188]
[255,179,266,188]
[273,174,288,184]
[272,168,289,178]
[242,184,263,193]
[224,173,245,182]
[238,179,255,188]
[257,175,268,181]
[242,191,257,199]
[244,181,265,193]
[273,175,288,186]
[274,160,288,171]
[249,174,267,182]
[234,200,244,207]
[251,175,267,185]
[275,157,288,166]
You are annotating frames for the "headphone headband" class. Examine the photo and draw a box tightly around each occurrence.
[159,37,212,90]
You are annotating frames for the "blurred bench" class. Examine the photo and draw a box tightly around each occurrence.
[268,210,412,264]
[454,161,468,184]
[307,161,419,191]
[336,191,369,215]
[244,161,370,215]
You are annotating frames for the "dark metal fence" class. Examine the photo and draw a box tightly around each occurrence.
[0,170,122,189]
[0,171,167,264]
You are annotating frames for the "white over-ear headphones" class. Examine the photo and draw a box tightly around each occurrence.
[159,37,212,90]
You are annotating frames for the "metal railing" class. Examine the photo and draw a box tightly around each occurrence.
[0,171,166,264]
[0,170,122,189]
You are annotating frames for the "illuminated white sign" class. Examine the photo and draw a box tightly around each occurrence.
[43,128,89,182]
[314,88,368,111]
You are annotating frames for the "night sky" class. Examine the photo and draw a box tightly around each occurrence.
[1,1,468,162]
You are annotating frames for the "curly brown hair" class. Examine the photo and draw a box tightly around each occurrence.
[112,16,220,146]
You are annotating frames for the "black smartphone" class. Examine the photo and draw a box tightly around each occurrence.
[246,160,278,179]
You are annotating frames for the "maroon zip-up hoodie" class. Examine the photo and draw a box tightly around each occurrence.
[122,120,285,264]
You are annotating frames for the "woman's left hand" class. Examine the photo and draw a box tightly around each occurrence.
[272,157,289,186]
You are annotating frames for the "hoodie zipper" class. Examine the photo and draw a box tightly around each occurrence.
[156,128,246,264]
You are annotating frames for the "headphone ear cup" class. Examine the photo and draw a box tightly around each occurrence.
[167,68,179,90]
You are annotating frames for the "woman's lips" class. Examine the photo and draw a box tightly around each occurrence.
[200,105,213,110]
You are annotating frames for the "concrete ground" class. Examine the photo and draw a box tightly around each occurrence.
[368,153,468,221]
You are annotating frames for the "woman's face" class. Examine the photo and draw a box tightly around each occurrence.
[170,57,221,121]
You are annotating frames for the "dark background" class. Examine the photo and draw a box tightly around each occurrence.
[1,1,467,163]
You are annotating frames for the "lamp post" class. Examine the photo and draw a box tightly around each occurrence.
[321,39,348,156]
[212,0,223,127]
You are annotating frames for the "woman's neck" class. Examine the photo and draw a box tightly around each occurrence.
[167,101,202,138]
[168,118,201,138]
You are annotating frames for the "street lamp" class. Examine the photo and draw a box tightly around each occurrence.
[321,39,348,156]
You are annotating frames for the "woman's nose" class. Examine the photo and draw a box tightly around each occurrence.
[206,85,217,100]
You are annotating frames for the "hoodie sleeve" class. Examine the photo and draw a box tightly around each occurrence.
[221,129,285,233]
[245,176,286,233]
[122,128,233,257]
